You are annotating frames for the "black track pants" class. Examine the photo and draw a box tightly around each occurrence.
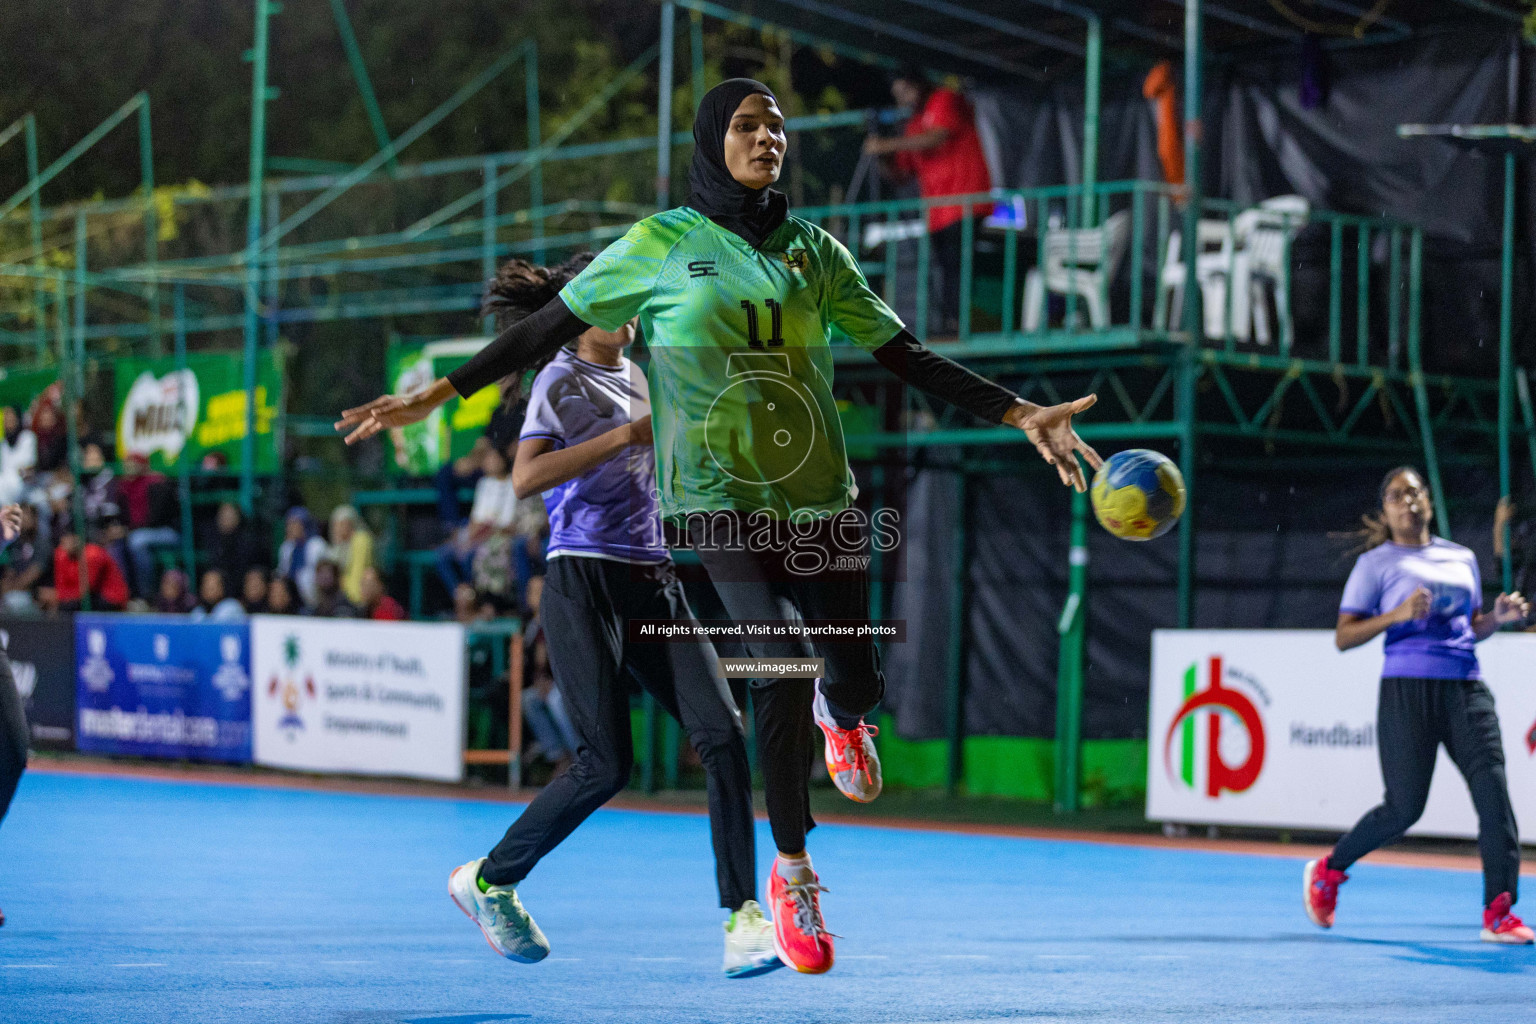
[683,510,884,856]
[0,645,27,826]
[1329,676,1521,906]
[481,557,756,910]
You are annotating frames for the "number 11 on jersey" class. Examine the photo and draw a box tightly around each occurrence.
[740,298,784,350]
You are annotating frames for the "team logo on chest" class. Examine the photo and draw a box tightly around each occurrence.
[688,260,718,278]
[779,249,807,271]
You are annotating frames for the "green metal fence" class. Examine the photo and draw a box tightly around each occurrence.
[2,0,1530,808]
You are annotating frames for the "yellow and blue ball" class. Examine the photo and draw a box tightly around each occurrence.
[1090,449,1186,541]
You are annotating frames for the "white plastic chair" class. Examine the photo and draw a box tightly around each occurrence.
[1153,219,1237,339]
[1236,195,1309,348]
[861,218,928,248]
[1022,209,1130,331]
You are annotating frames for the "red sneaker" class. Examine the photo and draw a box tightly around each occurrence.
[1303,857,1347,928]
[768,860,835,974]
[812,687,881,803]
[1481,892,1535,945]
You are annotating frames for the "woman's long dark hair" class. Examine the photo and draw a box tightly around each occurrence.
[1335,464,1428,554]
[480,252,595,407]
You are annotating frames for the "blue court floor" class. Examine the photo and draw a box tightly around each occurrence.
[1,770,1532,1024]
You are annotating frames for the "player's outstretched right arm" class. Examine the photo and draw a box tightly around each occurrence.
[335,295,591,445]
[511,417,653,500]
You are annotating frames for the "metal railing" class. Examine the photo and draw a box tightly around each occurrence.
[794,181,1424,371]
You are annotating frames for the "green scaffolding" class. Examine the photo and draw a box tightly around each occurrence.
[0,0,1528,808]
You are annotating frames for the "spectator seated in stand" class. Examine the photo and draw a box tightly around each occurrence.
[509,492,549,612]
[358,565,405,621]
[327,505,374,606]
[240,568,269,614]
[0,504,49,614]
[153,568,197,614]
[117,453,182,599]
[191,569,245,622]
[49,526,129,612]
[435,436,491,532]
[68,443,115,528]
[265,575,297,615]
[94,506,135,601]
[306,558,358,618]
[276,507,328,608]
[517,575,578,775]
[28,402,65,479]
[435,445,516,597]
[446,581,495,625]
[0,406,37,506]
[205,502,263,589]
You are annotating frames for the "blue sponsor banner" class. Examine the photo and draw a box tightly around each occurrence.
[75,615,252,762]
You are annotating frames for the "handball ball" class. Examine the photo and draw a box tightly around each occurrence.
[1090,449,1186,541]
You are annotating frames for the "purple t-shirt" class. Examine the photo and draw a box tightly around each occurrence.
[520,349,667,564]
[1339,538,1483,680]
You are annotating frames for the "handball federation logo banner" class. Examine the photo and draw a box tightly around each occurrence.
[1148,630,1536,843]
[1164,655,1267,798]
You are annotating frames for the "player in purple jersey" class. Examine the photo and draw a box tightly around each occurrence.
[0,503,26,927]
[445,256,779,978]
[1303,466,1533,943]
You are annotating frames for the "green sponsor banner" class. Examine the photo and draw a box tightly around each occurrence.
[0,366,57,418]
[385,338,499,475]
[114,352,283,471]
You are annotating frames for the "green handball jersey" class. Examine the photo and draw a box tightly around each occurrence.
[559,207,904,522]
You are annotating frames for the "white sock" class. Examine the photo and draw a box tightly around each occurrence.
[776,852,814,885]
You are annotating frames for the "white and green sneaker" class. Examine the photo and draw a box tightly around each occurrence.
[723,900,782,978]
[448,858,551,963]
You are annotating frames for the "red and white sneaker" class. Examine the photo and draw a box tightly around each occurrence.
[1482,892,1535,944]
[768,859,835,974]
[812,685,881,803]
[1303,857,1347,929]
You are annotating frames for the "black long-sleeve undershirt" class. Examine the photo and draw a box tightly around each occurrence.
[448,296,590,398]
[870,329,1018,424]
[447,297,1019,426]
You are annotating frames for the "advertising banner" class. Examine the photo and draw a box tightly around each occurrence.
[250,616,465,782]
[1,614,76,750]
[114,351,284,472]
[74,615,253,762]
[0,367,57,421]
[1147,630,1536,842]
[385,338,498,475]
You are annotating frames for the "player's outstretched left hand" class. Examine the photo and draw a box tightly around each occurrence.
[1005,396,1103,492]
[336,378,456,445]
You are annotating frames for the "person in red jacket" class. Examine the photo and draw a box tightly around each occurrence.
[51,528,129,611]
[864,67,993,336]
[358,565,405,621]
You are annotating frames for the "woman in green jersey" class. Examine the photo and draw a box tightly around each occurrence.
[339,78,1100,975]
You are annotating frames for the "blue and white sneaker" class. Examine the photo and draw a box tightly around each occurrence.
[723,900,782,977]
[448,858,551,963]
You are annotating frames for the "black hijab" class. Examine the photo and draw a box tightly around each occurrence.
[687,78,789,249]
